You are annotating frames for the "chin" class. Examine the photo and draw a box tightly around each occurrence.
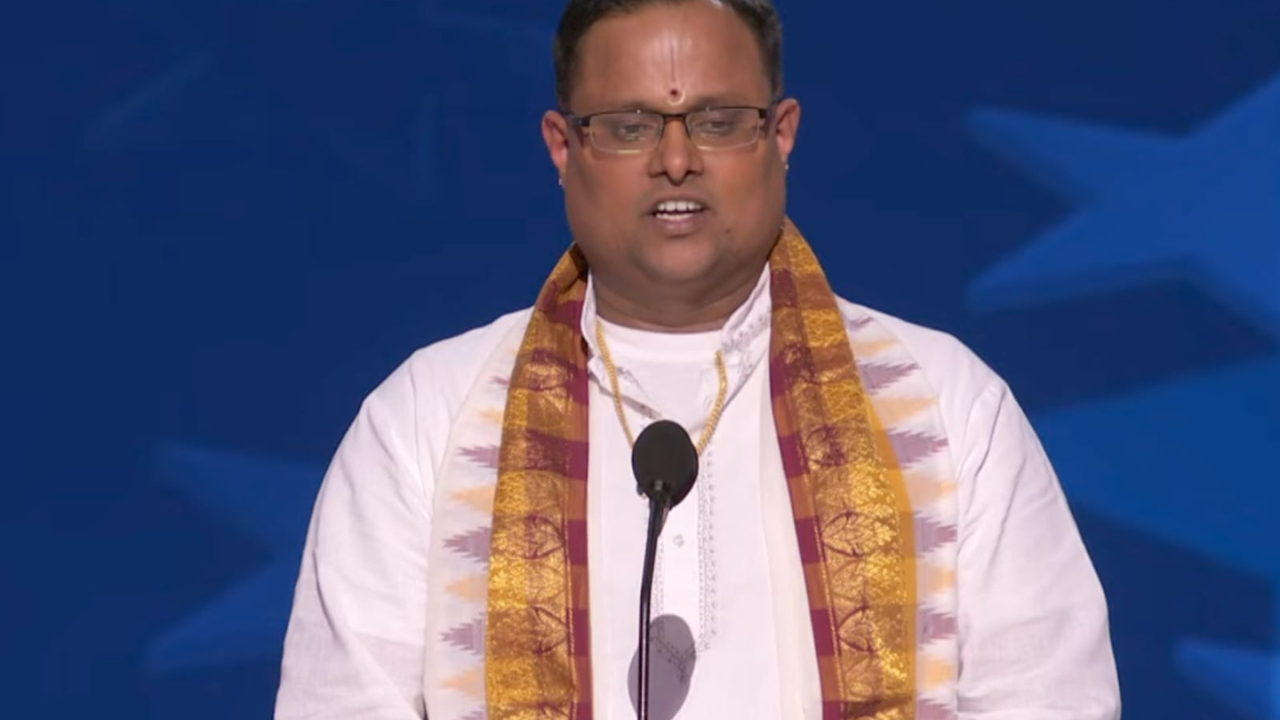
[637,249,722,287]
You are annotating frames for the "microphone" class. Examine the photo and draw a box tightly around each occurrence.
[630,420,699,720]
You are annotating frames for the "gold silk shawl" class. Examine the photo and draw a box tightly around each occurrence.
[484,220,917,720]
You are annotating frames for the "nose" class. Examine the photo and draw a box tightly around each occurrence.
[648,117,703,182]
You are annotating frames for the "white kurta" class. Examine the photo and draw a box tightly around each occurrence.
[274,268,1121,719]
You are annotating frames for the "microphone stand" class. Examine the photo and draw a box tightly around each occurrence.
[637,487,669,720]
[629,420,698,720]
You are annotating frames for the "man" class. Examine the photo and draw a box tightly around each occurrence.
[275,0,1121,718]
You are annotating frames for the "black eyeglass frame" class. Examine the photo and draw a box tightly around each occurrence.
[560,102,780,151]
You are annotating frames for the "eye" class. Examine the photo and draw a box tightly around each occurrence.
[692,110,749,137]
[598,114,660,143]
[700,120,737,135]
[616,124,649,139]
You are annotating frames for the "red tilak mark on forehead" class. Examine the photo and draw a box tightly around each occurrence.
[669,88,680,97]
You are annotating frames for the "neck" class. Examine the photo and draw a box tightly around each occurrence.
[591,269,762,333]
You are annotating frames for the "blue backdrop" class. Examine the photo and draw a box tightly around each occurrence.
[4,0,1278,718]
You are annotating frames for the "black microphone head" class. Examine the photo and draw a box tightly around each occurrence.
[631,420,699,508]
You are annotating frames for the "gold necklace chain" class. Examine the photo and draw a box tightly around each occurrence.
[594,320,729,455]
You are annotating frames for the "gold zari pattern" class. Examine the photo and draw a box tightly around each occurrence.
[484,222,916,719]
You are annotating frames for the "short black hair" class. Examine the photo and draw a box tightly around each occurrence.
[552,0,784,110]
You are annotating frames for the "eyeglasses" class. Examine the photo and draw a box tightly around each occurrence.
[563,105,775,154]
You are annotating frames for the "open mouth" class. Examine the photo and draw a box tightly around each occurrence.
[651,199,707,221]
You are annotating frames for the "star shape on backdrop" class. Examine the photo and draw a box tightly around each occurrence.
[147,444,324,673]
[966,71,1280,341]
[967,71,1280,719]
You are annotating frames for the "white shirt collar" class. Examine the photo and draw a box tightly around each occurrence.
[580,264,774,407]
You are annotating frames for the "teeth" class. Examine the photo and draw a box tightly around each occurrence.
[655,200,704,214]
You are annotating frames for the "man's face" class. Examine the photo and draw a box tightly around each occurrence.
[543,0,800,304]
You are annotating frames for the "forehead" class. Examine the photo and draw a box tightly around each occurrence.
[571,1,770,111]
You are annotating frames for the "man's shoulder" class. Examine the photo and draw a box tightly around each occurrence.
[400,306,534,397]
[835,296,1007,407]
[364,306,533,427]
[407,306,533,373]
[834,297,1017,475]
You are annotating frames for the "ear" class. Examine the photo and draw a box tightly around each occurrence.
[771,98,801,167]
[542,110,573,179]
